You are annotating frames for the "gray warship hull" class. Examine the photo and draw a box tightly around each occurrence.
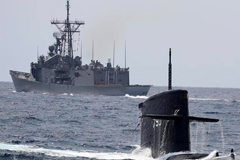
[10,70,150,96]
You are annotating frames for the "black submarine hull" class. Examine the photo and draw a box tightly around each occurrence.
[139,89,219,158]
[138,48,223,159]
[139,90,190,157]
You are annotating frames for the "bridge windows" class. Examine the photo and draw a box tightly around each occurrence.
[75,72,80,77]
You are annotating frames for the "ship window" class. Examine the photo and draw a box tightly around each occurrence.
[75,72,80,77]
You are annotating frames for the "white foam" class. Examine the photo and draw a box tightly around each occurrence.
[12,90,16,93]
[158,151,190,160]
[0,143,153,160]
[125,94,148,99]
[70,93,73,96]
[0,143,232,160]
[158,150,226,160]
[189,98,222,101]
[200,150,219,159]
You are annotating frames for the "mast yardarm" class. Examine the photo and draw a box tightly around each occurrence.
[51,0,84,65]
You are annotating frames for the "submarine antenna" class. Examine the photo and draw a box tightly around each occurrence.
[125,41,127,69]
[168,48,172,90]
[92,40,94,60]
[113,40,115,68]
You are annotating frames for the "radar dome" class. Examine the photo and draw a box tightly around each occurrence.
[48,45,55,53]
[53,32,62,39]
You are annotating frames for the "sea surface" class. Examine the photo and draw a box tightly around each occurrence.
[0,82,240,160]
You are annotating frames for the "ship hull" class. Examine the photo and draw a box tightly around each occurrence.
[10,71,150,96]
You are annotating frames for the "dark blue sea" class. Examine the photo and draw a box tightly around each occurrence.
[0,82,240,160]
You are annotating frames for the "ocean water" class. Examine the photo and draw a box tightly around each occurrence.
[0,82,240,160]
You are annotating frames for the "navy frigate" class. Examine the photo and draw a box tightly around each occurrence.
[9,0,151,96]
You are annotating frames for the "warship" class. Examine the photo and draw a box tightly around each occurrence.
[10,0,150,96]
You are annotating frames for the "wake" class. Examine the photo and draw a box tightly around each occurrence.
[0,143,237,160]
[125,94,148,99]
[0,143,153,160]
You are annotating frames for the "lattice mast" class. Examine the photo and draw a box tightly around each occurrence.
[51,0,85,65]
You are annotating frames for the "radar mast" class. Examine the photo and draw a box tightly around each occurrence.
[51,0,85,66]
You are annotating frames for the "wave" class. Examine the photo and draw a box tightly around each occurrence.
[189,98,224,101]
[190,98,240,103]
[0,143,237,160]
[25,116,42,122]
[0,143,153,160]
[58,93,74,96]
[158,150,234,160]
[125,95,239,103]
[125,94,148,99]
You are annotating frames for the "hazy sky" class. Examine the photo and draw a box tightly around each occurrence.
[1,0,240,88]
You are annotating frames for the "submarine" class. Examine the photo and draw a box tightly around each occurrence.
[138,48,236,159]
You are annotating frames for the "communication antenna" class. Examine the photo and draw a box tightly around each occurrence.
[81,40,83,60]
[92,40,94,60]
[113,40,115,67]
[125,41,127,68]
[168,48,172,90]
[51,0,84,66]
[37,46,39,59]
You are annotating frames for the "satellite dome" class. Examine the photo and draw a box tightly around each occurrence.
[53,32,62,39]
[48,45,55,53]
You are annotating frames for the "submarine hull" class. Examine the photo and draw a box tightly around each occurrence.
[10,71,150,96]
[139,90,190,158]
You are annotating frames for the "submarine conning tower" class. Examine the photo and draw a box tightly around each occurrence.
[139,48,219,158]
[139,89,219,158]
[139,89,190,156]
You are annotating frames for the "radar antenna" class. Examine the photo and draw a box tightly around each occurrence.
[37,46,39,59]
[92,40,94,61]
[51,0,85,66]
[113,40,115,68]
[81,40,83,61]
[125,41,127,69]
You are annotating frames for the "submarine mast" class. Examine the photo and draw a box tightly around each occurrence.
[51,0,85,66]
[168,48,172,90]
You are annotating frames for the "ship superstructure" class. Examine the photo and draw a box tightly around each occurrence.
[10,0,150,96]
